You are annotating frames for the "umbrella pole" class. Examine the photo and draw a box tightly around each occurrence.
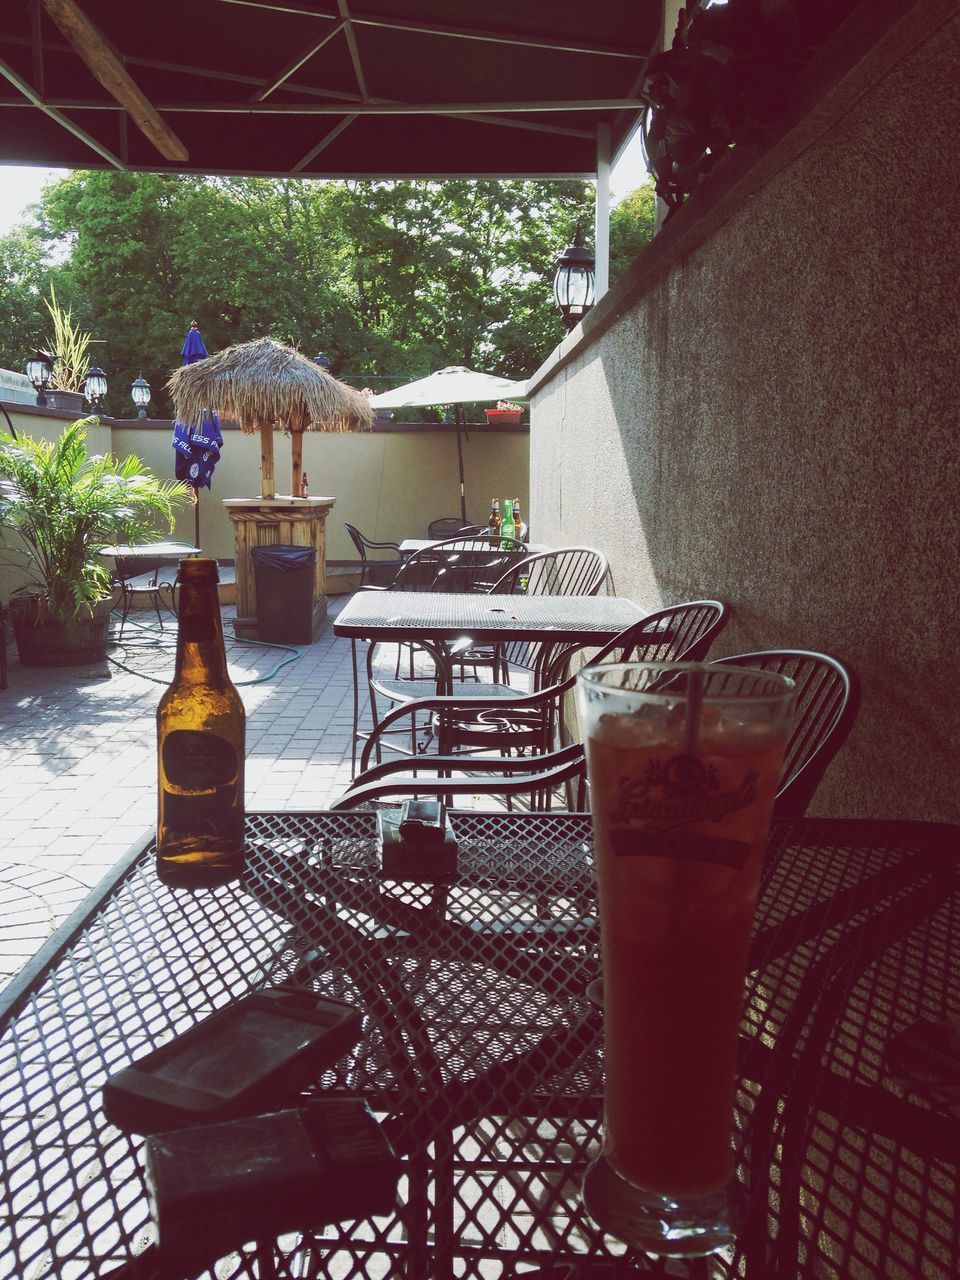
[455,405,467,522]
[259,424,275,500]
[291,428,303,498]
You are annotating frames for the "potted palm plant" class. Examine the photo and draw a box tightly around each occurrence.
[0,419,189,666]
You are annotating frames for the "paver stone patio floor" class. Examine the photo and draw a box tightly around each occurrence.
[0,597,374,991]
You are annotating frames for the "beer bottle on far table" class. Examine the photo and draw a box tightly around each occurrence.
[157,558,245,887]
[512,498,522,539]
[300,472,309,498]
[489,498,501,537]
[500,496,516,546]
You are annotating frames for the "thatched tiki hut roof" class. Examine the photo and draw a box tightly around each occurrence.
[167,337,374,499]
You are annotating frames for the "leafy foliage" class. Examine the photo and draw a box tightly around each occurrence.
[6,172,663,415]
[43,285,94,391]
[0,420,189,621]
[610,183,656,282]
[0,227,49,372]
[642,0,859,217]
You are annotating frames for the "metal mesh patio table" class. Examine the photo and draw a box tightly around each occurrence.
[334,592,643,766]
[0,813,957,1279]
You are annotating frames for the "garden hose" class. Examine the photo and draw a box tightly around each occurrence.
[106,609,302,686]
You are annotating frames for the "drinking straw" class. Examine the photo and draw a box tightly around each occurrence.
[683,665,704,755]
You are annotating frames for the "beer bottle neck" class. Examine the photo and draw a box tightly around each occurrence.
[174,578,229,683]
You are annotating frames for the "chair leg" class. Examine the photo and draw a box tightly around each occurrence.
[117,588,133,640]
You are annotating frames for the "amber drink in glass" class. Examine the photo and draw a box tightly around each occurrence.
[576,662,794,1256]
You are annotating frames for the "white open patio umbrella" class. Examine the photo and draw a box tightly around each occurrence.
[370,366,528,521]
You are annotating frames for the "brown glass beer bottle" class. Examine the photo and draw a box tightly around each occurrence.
[157,558,245,886]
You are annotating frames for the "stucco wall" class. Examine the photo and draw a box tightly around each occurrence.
[529,12,960,821]
[1,408,528,584]
[111,422,528,562]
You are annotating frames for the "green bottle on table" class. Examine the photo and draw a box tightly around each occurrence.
[500,496,516,546]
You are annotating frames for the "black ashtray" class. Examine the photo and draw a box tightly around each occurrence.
[378,800,458,881]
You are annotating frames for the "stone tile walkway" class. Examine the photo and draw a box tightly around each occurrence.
[0,597,367,991]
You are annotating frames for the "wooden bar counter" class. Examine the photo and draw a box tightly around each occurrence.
[223,495,334,640]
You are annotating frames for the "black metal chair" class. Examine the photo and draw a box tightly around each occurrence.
[359,599,729,772]
[343,523,405,588]
[364,546,609,758]
[710,649,860,819]
[343,642,858,823]
[427,517,483,539]
[112,555,177,639]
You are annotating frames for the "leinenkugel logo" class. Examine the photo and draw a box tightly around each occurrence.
[608,755,758,869]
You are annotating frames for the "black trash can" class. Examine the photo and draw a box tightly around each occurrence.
[251,544,316,644]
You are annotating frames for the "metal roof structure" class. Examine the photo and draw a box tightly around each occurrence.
[0,1,662,180]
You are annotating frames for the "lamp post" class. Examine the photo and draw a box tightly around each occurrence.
[131,373,151,419]
[553,224,596,330]
[25,351,53,405]
[84,360,108,411]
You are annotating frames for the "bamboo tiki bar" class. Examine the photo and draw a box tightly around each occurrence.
[259,423,275,499]
[291,428,304,497]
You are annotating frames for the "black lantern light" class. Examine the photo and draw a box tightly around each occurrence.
[553,224,596,330]
[313,350,332,371]
[25,351,53,405]
[131,373,151,418]
[84,360,108,409]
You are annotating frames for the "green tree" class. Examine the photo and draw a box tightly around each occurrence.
[609,180,656,283]
[0,228,50,372]
[22,171,597,412]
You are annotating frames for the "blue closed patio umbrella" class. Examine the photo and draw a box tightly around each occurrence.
[171,321,222,546]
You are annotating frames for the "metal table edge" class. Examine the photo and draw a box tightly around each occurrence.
[0,826,156,1027]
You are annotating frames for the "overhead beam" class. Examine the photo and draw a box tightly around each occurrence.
[292,116,357,171]
[0,56,125,168]
[216,0,651,61]
[252,22,346,102]
[3,36,594,140]
[337,0,369,101]
[39,0,189,162]
[156,98,641,116]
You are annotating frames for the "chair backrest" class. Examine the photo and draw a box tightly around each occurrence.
[394,535,527,593]
[542,598,730,694]
[427,517,482,539]
[113,555,166,586]
[709,649,859,818]
[492,547,609,599]
[490,547,611,676]
[343,523,403,587]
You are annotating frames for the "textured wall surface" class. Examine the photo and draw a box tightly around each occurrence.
[530,15,960,820]
[0,409,528,567]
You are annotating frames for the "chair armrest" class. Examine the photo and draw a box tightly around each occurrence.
[332,744,586,810]
[359,684,565,771]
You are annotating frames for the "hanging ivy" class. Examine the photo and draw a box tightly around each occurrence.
[642,0,860,218]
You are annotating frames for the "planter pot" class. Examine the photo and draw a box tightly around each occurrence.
[484,409,522,424]
[10,596,112,667]
[44,389,86,414]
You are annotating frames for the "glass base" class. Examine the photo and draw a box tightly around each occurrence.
[581,1155,741,1258]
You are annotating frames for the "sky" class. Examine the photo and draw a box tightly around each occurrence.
[0,131,649,236]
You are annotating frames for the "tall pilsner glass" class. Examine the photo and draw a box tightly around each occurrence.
[576,662,795,1257]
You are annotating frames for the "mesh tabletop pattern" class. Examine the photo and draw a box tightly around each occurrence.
[0,815,957,1280]
[333,592,642,643]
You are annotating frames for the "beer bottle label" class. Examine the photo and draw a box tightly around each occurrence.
[161,786,243,835]
[163,730,239,790]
